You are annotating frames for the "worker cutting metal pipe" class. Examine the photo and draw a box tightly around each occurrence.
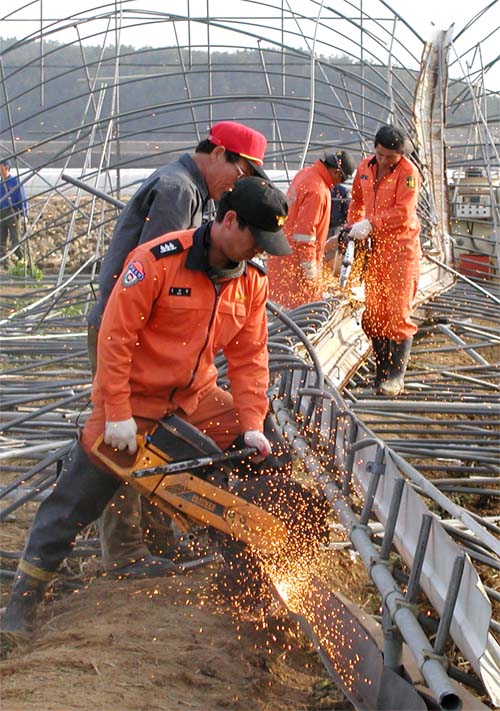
[1,177,333,653]
[347,124,422,396]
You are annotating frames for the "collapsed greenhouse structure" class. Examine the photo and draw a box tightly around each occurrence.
[1,2,499,709]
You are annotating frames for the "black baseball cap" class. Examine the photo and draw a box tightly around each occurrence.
[225,177,291,256]
[323,150,357,181]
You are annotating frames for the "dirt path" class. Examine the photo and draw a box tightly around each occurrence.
[1,563,351,711]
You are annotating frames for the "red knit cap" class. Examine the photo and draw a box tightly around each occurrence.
[207,121,267,166]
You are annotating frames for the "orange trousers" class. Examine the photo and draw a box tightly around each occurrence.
[362,251,420,342]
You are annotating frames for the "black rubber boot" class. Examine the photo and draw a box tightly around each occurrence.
[378,337,413,396]
[107,554,180,579]
[370,336,390,388]
[0,569,49,655]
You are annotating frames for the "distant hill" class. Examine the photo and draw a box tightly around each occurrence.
[1,37,495,169]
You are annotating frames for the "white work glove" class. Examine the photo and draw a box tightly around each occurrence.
[244,430,272,462]
[300,260,318,281]
[349,218,372,241]
[104,418,138,454]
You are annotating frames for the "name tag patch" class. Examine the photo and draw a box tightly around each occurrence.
[169,287,191,297]
[150,239,183,259]
[122,260,145,287]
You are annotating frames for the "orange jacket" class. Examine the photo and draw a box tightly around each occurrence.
[92,225,270,432]
[348,154,421,257]
[348,154,422,341]
[267,160,334,308]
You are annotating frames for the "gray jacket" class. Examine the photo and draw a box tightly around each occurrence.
[88,153,209,328]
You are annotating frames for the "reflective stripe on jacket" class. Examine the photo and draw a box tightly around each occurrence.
[92,224,270,432]
[267,160,334,308]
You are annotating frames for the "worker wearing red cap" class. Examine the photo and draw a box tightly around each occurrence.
[88,120,269,347]
[267,150,356,309]
[347,124,422,396]
[86,121,271,579]
[206,121,267,175]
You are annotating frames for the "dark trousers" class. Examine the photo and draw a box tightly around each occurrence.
[0,207,20,254]
[22,442,120,573]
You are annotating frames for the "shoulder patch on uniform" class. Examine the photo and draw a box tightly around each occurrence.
[150,238,184,260]
[248,259,267,275]
[122,260,145,287]
[406,175,417,189]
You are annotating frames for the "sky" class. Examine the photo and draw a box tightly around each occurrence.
[389,0,499,84]
[1,0,498,87]
[385,0,495,36]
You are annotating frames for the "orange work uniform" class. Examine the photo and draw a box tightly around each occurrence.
[81,224,270,454]
[348,155,422,342]
[267,160,333,309]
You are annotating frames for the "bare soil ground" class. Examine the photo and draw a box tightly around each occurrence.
[6,467,491,710]
[1,566,337,711]
[1,440,495,711]
[0,492,373,711]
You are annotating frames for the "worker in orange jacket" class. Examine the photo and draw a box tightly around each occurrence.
[347,124,422,396]
[0,177,293,647]
[267,151,356,309]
